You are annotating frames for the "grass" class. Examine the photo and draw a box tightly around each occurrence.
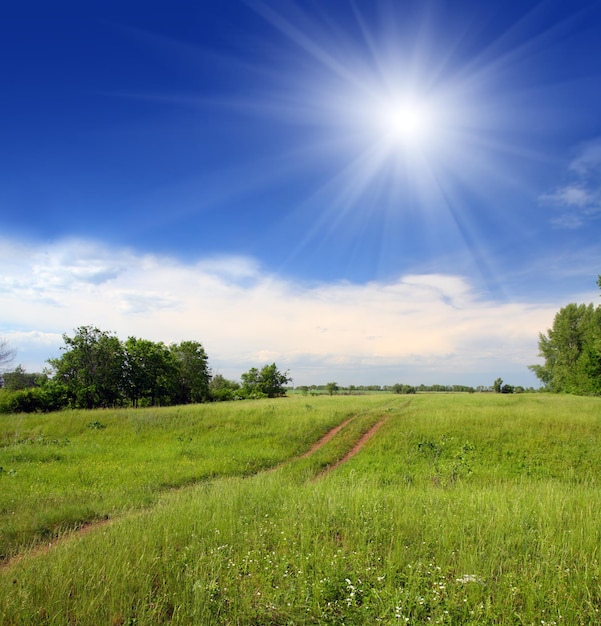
[0,395,393,560]
[1,393,600,624]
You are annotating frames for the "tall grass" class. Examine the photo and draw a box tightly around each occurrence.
[0,395,394,559]
[1,393,600,624]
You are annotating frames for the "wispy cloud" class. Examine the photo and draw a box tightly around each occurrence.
[540,138,601,228]
[0,237,570,386]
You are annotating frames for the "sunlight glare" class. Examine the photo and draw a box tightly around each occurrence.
[373,96,435,150]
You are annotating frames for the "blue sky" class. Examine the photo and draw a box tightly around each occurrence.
[1,0,600,387]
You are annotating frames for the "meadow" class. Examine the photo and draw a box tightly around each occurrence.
[0,393,600,625]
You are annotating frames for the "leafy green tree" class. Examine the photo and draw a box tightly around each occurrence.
[209,374,240,401]
[529,302,601,395]
[170,341,210,404]
[124,337,175,407]
[241,363,290,399]
[5,326,213,412]
[392,383,416,394]
[240,367,263,398]
[2,365,43,391]
[48,326,125,408]
[258,363,291,397]
[326,381,339,395]
[493,378,503,393]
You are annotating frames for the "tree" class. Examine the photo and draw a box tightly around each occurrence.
[0,337,15,371]
[392,383,416,394]
[240,363,291,399]
[326,381,339,395]
[529,301,601,395]
[123,337,175,407]
[240,367,263,398]
[2,365,42,391]
[259,363,291,397]
[492,378,503,393]
[48,326,125,408]
[170,341,210,404]
[1,326,213,412]
[209,374,240,401]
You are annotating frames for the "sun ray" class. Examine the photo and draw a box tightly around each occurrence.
[235,0,589,287]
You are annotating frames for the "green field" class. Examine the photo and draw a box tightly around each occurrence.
[1,393,600,625]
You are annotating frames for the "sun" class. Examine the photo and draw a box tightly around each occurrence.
[371,95,435,150]
[338,85,441,157]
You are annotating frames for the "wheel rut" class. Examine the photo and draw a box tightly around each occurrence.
[1,401,407,570]
[311,412,390,480]
[298,416,355,458]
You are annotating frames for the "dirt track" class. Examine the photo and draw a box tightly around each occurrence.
[298,416,355,458]
[1,411,389,569]
[312,414,389,479]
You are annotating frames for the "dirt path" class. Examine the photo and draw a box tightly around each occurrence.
[298,416,355,458]
[1,518,113,571]
[1,411,391,570]
[312,413,389,480]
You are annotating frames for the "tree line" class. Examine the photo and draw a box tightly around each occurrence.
[294,383,528,395]
[0,326,290,413]
[3,276,599,413]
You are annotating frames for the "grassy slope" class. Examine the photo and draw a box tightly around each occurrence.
[0,395,392,560]
[1,393,600,625]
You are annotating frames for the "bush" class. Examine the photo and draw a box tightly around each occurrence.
[209,374,241,402]
[0,383,69,413]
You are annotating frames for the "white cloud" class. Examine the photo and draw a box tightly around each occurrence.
[0,237,566,385]
[116,291,181,315]
[540,138,601,228]
[569,141,601,177]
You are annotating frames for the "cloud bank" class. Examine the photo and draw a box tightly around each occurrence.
[0,238,564,386]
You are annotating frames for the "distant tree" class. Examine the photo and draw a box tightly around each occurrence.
[392,383,416,394]
[48,326,125,409]
[325,381,339,395]
[170,341,210,404]
[0,337,15,371]
[452,385,475,393]
[431,384,447,392]
[2,365,43,391]
[240,367,263,398]
[493,378,503,393]
[241,363,290,399]
[123,337,176,407]
[209,374,240,401]
[260,363,291,397]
